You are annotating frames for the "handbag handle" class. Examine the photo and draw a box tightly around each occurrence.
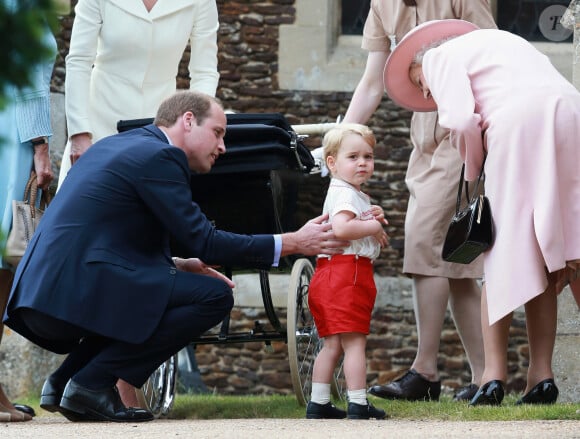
[22,171,52,219]
[454,157,487,214]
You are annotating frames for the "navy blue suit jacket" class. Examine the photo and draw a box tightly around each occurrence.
[4,125,274,353]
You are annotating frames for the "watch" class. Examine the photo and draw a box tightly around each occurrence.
[31,137,49,146]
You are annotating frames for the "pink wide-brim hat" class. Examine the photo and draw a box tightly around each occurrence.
[383,19,479,112]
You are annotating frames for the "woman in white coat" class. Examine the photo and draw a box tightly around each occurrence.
[58,0,219,187]
[59,0,220,406]
[384,19,580,406]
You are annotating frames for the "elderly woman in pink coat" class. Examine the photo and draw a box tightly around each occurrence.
[383,19,580,406]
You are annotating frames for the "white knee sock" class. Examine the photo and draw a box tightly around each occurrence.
[310,382,331,404]
[347,389,368,405]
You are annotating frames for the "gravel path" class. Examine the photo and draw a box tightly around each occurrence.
[2,415,579,438]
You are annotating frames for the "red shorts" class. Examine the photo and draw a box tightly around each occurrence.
[308,255,377,338]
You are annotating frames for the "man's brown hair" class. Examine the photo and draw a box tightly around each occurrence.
[154,91,222,127]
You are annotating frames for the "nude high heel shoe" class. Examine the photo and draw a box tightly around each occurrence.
[0,403,33,422]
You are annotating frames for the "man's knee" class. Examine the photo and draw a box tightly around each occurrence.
[213,283,234,313]
[172,274,234,312]
[196,279,234,318]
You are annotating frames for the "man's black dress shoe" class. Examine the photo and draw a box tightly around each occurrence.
[453,383,479,402]
[40,375,85,422]
[60,379,154,422]
[347,401,386,420]
[469,380,504,406]
[368,369,441,401]
[516,378,559,405]
[305,401,346,419]
[12,403,35,417]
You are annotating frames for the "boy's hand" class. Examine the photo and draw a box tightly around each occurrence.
[370,205,388,225]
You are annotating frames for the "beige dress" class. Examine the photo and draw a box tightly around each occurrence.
[362,0,496,278]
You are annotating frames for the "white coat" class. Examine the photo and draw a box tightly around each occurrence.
[60,0,219,185]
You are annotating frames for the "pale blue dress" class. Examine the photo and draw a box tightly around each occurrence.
[0,2,57,269]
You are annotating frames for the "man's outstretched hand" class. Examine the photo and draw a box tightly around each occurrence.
[172,257,235,288]
[281,213,348,257]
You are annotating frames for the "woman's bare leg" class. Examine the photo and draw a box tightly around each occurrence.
[480,283,511,384]
[449,278,484,385]
[522,285,557,393]
[0,269,31,421]
[570,276,580,308]
[410,275,449,380]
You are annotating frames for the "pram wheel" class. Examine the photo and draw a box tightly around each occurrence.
[136,354,178,418]
[287,258,316,406]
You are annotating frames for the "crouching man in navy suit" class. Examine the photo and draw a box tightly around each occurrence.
[3,91,348,422]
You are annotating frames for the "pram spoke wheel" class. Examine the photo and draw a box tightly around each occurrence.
[287,258,316,406]
[136,354,178,418]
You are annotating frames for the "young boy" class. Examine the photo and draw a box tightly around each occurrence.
[306,124,388,420]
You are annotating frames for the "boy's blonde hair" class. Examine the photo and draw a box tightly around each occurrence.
[323,123,376,160]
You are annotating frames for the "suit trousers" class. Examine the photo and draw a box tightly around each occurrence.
[19,271,234,387]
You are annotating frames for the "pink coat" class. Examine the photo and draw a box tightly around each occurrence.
[423,29,580,323]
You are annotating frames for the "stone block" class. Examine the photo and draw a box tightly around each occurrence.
[553,286,580,403]
[0,327,65,399]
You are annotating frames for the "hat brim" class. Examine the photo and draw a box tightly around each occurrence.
[383,19,479,112]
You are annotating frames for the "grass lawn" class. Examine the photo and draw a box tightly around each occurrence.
[17,393,580,421]
[169,393,580,421]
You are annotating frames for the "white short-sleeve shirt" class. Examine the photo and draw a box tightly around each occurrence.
[320,178,380,260]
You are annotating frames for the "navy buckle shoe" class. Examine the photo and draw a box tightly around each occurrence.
[306,401,346,419]
[347,400,386,420]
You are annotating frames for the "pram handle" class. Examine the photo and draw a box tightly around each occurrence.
[291,123,338,136]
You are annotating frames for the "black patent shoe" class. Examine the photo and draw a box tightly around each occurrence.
[60,379,154,422]
[469,380,504,406]
[12,403,35,417]
[306,401,346,419]
[516,378,559,405]
[368,369,441,401]
[347,401,386,420]
[453,383,479,402]
[40,375,85,422]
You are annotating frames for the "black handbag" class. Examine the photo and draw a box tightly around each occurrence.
[441,160,494,264]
